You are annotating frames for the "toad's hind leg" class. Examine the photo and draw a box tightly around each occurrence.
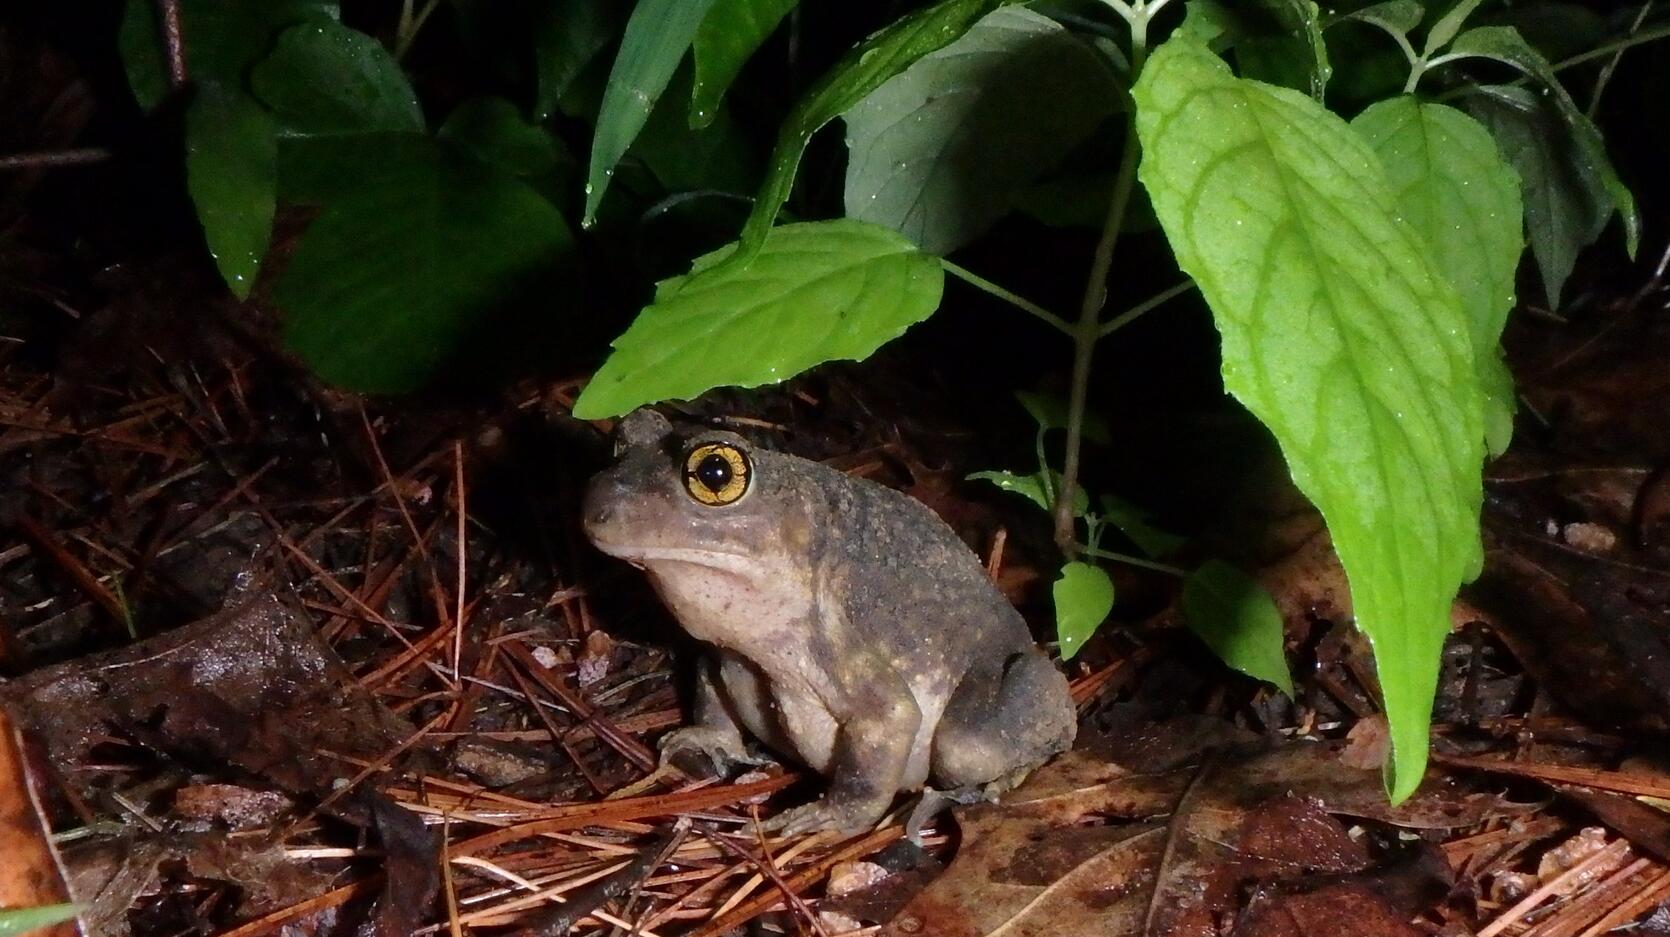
[930,649,1076,790]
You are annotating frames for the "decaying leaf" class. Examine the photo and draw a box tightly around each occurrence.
[883,714,1517,936]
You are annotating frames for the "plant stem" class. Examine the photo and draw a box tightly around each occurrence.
[1588,1,1655,117]
[1555,19,1670,73]
[395,0,442,60]
[942,260,1074,337]
[1078,543,1187,576]
[1053,21,1151,552]
[1099,279,1194,339]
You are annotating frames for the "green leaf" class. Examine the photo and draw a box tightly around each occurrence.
[968,469,1089,515]
[119,0,338,111]
[572,219,943,419]
[185,83,277,300]
[1015,390,1111,445]
[250,20,423,135]
[1183,560,1294,695]
[1330,0,1424,37]
[1458,82,1619,309]
[439,98,565,179]
[736,0,1011,261]
[0,904,80,936]
[277,143,576,392]
[533,0,623,121]
[1443,26,1638,269]
[1134,37,1484,801]
[842,6,1116,254]
[691,0,799,128]
[1215,0,1333,99]
[1100,494,1185,558]
[631,64,759,197]
[1352,98,1522,456]
[968,470,1051,512]
[582,0,719,225]
[276,131,432,206]
[1053,561,1113,661]
[1423,0,1486,55]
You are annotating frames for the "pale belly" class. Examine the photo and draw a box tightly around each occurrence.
[716,652,949,791]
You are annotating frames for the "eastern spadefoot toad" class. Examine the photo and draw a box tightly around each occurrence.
[583,410,1076,835]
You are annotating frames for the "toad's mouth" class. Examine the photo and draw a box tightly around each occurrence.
[592,543,757,575]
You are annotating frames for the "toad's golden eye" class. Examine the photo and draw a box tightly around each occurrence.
[683,442,751,506]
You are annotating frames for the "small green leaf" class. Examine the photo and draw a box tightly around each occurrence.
[1053,561,1113,661]
[439,98,564,179]
[533,0,623,121]
[119,0,338,111]
[1352,98,1522,455]
[691,0,799,128]
[250,20,423,135]
[1016,391,1111,444]
[278,143,576,392]
[1183,560,1294,695]
[186,83,277,300]
[1100,494,1186,558]
[0,904,80,935]
[1444,26,1638,266]
[1134,37,1484,801]
[968,470,1051,512]
[582,0,719,224]
[736,0,1010,260]
[572,219,943,419]
[842,6,1117,254]
[1423,0,1486,55]
[968,469,1089,515]
[1330,0,1424,37]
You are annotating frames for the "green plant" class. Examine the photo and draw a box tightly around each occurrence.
[0,904,79,936]
[565,0,1642,801]
[116,0,1655,800]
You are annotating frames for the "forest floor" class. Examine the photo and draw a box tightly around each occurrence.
[1,227,1668,937]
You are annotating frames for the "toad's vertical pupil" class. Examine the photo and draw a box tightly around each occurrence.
[696,454,732,492]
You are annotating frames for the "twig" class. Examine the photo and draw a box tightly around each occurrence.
[157,0,186,88]
[0,149,111,172]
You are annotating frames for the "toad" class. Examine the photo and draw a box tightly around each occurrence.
[583,410,1077,835]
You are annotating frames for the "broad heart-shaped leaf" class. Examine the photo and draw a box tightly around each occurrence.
[119,0,337,110]
[277,143,575,393]
[734,0,1012,262]
[1133,38,1484,801]
[0,904,80,936]
[842,6,1116,255]
[571,220,943,418]
[1183,560,1294,695]
[186,82,277,300]
[690,0,798,128]
[1053,561,1113,661]
[581,0,718,225]
[250,21,422,134]
[1352,98,1522,456]
[439,98,566,179]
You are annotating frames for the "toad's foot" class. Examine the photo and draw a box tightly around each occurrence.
[904,785,988,842]
[761,796,890,837]
[658,727,770,778]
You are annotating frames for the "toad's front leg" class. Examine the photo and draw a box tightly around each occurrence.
[764,675,921,837]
